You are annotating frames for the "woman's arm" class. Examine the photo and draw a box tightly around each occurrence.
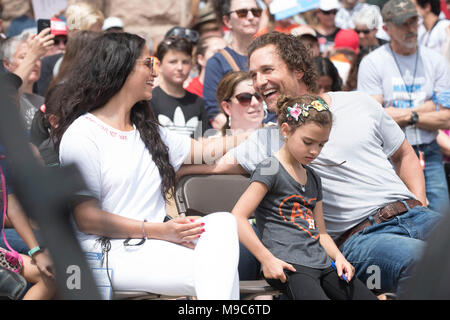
[314,201,355,281]
[186,132,250,165]
[231,181,296,283]
[390,138,427,206]
[6,194,55,278]
[73,199,205,249]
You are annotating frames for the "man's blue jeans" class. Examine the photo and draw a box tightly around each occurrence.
[413,140,449,214]
[340,204,442,297]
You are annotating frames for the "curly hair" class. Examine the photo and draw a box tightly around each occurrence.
[248,32,319,94]
[51,32,176,200]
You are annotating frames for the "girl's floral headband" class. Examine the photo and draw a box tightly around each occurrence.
[286,98,329,122]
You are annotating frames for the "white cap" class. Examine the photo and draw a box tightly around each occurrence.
[319,0,340,11]
[102,17,124,31]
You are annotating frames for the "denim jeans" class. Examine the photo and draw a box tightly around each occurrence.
[413,140,449,214]
[339,203,442,297]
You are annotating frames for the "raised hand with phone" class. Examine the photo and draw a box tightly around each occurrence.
[12,27,55,90]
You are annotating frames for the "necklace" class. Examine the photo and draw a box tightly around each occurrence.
[389,44,419,108]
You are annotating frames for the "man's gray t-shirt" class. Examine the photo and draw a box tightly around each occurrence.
[251,156,331,268]
[232,91,416,239]
[357,44,450,146]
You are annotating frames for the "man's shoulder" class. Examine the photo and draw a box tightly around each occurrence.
[364,43,389,61]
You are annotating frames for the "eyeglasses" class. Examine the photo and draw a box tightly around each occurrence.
[355,28,372,35]
[54,37,67,46]
[320,9,337,15]
[136,56,159,74]
[232,92,262,105]
[165,27,199,44]
[228,8,263,18]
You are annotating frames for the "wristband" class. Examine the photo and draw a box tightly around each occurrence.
[28,246,41,257]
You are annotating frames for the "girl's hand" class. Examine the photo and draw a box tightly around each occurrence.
[262,255,296,283]
[334,255,355,282]
[32,249,55,279]
[162,217,205,249]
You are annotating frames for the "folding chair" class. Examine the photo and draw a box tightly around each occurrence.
[175,174,281,300]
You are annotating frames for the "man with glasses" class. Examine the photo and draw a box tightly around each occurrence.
[352,5,387,52]
[335,0,389,41]
[203,0,268,131]
[357,0,450,214]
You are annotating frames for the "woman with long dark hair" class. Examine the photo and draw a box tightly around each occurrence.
[53,32,239,299]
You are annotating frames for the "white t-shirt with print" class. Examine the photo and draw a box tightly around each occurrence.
[357,44,450,145]
[59,113,191,249]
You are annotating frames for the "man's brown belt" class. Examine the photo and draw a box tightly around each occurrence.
[335,199,423,248]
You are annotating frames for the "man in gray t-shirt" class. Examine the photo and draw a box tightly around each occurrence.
[182,31,442,296]
[357,0,450,213]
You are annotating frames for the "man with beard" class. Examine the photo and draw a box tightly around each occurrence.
[357,0,450,214]
[180,31,442,297]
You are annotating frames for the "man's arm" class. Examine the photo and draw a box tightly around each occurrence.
[415,108,450,130]
[389,138,427,205]
[384,100,438,128]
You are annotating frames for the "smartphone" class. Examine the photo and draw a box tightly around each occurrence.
[37,19,51,34]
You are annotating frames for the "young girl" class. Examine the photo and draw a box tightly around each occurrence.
[232,94,377,300]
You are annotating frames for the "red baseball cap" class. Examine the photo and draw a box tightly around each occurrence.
[334,29,359,53]
[50,18,68,37]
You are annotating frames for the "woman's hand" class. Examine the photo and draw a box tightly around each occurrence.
[32,249,55,279]
[261,255,296,283]
[27,27,55,60]
[162,217,205,249]
[334,254,355,282]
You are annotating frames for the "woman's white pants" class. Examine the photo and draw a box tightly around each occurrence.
[106,212,240,300]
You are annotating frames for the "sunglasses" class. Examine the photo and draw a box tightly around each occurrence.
[320,9,337,15]
[355,28,372,34]
[228,8,263,18]
[165,27,199,44]
[232,92,262,105]
[136,56,159,74]
[54,37,67,45]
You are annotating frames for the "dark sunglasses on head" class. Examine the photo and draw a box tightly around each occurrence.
[355,28,372,34]
[228,7,263,18]
[233,92,262,105]
[320,9,337,15]
[165,27,199,44]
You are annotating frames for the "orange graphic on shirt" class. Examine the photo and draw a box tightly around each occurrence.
[278,195,318,239]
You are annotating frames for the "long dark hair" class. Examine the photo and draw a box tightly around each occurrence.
[51,32,176,200]
[48,30,99,91]
[314,56,342,91]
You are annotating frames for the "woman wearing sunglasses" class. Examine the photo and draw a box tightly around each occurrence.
[217,71,265,136]
[203,0,263,130]
[53,32,240,299]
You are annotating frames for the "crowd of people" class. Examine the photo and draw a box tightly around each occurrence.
[0,0,449,300]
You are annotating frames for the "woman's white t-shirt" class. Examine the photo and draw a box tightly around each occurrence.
[59,113,191,248]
